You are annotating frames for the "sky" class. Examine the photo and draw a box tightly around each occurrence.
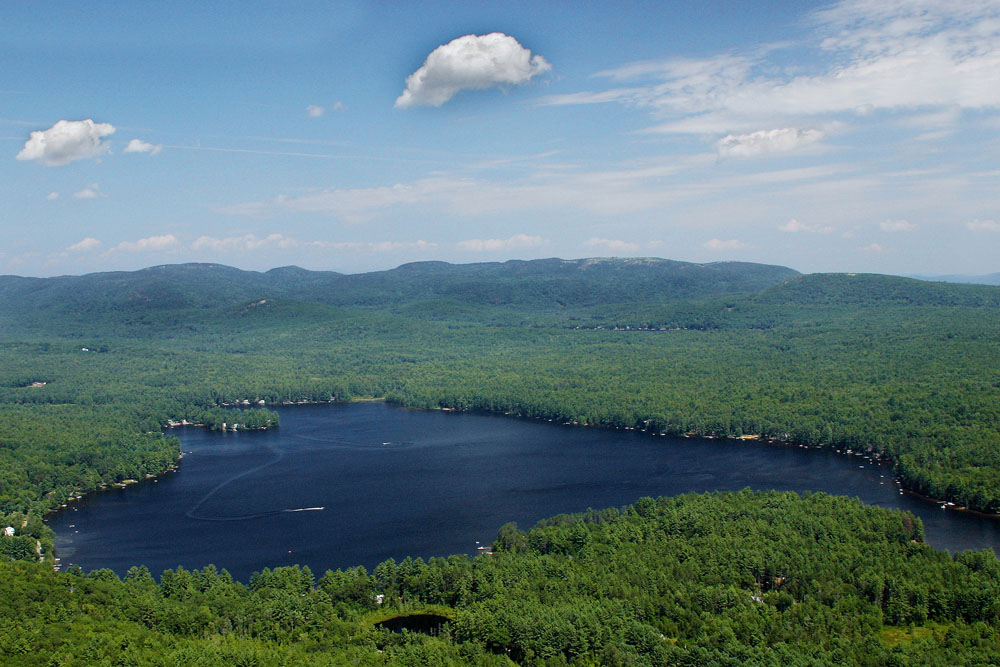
[2,0,999,277]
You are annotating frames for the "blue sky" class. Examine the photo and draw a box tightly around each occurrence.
[3,0,999,277]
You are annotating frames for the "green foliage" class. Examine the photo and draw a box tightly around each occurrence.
[1,491,999,664]
[1,259,999,662]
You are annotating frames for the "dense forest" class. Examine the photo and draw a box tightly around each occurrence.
[3,491,1000,665]
[1,257,1000,663]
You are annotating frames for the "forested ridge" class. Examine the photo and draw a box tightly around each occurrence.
[2,257,1000,664]
[3,491,1000,665]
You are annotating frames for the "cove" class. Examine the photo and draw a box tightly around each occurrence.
[49,401,1000,581]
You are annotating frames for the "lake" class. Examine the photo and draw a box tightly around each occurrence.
[48,401,1000,581]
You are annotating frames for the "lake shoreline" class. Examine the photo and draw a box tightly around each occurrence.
[46,397,1000,575]
[47,401,1000,580]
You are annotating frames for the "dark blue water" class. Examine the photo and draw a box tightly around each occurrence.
[48,402,1000,581]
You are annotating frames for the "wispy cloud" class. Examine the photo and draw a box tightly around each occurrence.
[223,158,857,225]
[703,238,747,250]
[306,102,345,117]
[73,184,104,199]
[192,233,299,252]
[66,237,102,253]
[780,218,835,234]
[583,237,641,253]
[457,234,546,252]
[540,1,1000,139]
[190,233,437,254]
[716,128,825,158]
[108,234,179,253]
[967,219,1000,232]
[880,219,914,232]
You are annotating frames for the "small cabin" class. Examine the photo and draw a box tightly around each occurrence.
[3,526,14,537]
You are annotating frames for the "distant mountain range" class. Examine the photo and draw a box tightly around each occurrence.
[909,273,1000,286]
[0,257,799,318]
[3,259,1000,335]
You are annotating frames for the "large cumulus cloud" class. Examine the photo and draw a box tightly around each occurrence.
[395,33,550,108]
[16,119,115,166]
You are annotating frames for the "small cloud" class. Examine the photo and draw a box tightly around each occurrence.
[216,201,269,217]
[858,243,885,253]
[192,233,298,252]
[716,128,824,158]
[16,119,115,166]
[306,102,345,118]
[457,233,546,252]
[367,240,437,252]
[704,238,747,250]
[124,138,162,155]
[46,192,59,200]
[396,33,551,108]
[73,184,103,199]
[66,237,101,253]
[967,219,1000,232]
[779,218,834,234]
[109,234,179,253]
[880,219,914,232]
[583,237,641,253]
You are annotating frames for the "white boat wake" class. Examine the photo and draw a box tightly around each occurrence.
[186,444,324,521]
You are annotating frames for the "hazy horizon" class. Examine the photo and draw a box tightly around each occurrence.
[3,256,1000,287]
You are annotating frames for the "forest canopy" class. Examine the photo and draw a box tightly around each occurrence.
[1,257,999,664]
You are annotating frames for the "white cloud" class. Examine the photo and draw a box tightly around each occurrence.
[366,240,438,252]
[274,177,479,223]
[395,33,551,108]
[66,237,101,253]
[583,237,641,253]
[16,119,115,166]
[229,159,844,225]
[216,201,269,217]
[457,233,546,252]
[544,2,1000,137]
[306,102,345,117]
[124,138,162,155]
[967,219,1000,232]
[73,184,102,199]
[880,219,915,232]
[189,234,437,254]
[109,234,179,253]
[46,192,59,200]
[703,238,747,250]
[716,128,825,158]
[859,242,885,252]
[779,218,835,234]
[192,233,299,252]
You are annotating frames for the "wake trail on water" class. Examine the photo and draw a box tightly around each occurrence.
[289,432,409,450]
[185,444,326,522]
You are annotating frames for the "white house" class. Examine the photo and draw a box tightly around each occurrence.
[3,526,14,537]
